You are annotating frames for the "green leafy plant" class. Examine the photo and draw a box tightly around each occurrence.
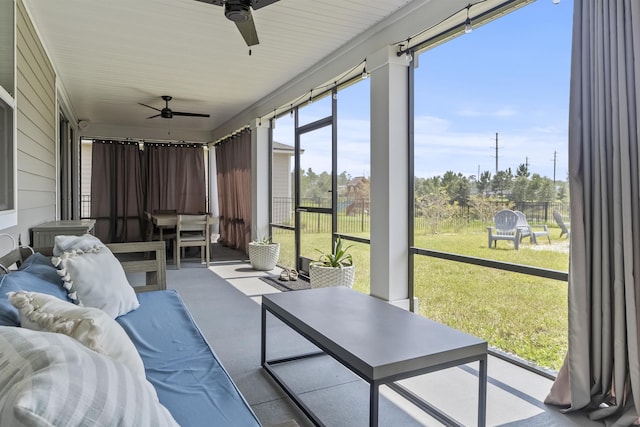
[313,237,353,268]
[252,235,274,245]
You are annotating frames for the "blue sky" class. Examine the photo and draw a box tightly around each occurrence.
[275,0,573,182]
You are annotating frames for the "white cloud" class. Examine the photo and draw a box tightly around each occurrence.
[456,107,518,118]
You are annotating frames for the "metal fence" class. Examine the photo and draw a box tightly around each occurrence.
[273,197,571,235]
[83,194,570,235]
[81,195,91,218]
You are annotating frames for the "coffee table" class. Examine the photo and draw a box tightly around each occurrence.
[261,287,487,426]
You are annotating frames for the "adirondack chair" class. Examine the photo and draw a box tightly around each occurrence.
[488,209,521,250]
[514,210,551,244]
[553,210,570,238]
[514,210,531,242]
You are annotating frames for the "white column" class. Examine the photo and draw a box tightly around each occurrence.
[251,119,271,240]
[368,46,411,306]
[207,145,221,242]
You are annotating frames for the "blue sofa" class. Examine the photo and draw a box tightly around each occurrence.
[0,244,261,427]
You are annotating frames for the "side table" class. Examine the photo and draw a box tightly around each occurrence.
[30,219,96,248]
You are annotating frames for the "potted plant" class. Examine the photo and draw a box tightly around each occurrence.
[248,236,280,271]
[309,237,355,288]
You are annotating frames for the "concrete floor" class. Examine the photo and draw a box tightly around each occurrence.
[155,244,603,427]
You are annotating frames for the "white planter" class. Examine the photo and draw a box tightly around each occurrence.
[248,242,280,270]
[309,264,355,288]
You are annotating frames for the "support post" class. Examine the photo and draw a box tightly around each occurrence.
[368,46,411,305]
[251,119,271,240]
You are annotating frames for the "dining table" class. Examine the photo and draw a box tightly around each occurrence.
[150,213,219,242]
[150,213,178,241]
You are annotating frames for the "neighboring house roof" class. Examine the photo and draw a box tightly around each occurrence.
[273,141,303,155]
[273,141,294,152]
[347,176,368,187]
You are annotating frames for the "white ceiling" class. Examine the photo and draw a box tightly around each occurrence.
[22,0,527,142]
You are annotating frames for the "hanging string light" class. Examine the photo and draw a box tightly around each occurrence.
[362,59,368,79]
[464,5,473,34]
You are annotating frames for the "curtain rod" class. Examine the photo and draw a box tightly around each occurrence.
[87,138,207,148]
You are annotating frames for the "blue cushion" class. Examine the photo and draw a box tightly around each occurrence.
[17,252,61,283]
[117,290,261,427]
[0,253,69,326]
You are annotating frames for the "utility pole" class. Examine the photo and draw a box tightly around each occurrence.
[553,150,557,186]
[495,132,499,175]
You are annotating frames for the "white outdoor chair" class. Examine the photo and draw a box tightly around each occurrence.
[514,210,551,244]
[553,209,570,239]
[488,209,521,250]
[173,214,211,269]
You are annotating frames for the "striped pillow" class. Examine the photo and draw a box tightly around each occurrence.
[0,326,179,427]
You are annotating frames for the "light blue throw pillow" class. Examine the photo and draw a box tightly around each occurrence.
[0,253,69,326]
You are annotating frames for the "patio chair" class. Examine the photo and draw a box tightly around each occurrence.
[514,210,551,244]
[553,210,570,238]
[488,209,521,250]
[144,212,176,259]
[174,214,211,269]
[514,210,531,242]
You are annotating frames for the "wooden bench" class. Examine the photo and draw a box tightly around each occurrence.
[0,241,166,293]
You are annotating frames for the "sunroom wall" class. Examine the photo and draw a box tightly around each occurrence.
[0,0,57,253]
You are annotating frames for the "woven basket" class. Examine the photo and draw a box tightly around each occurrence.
[309,264,355,288]
[248,242,280,271]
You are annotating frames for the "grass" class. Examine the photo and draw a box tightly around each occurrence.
[273,225,569,371]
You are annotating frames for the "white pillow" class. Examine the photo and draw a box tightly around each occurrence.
[0,326,179,427]
[8,290,145,378]
[52,246,139,318]
[52,233,104,256]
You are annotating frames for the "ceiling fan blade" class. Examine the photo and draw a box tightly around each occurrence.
[139,103,161,111]
[172,111,211,118]
[147,114,161,119]
[194,0,224,6]
[250,0,279,10]
[235,12,259,46]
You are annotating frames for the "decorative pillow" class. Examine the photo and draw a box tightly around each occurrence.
[8,290,145,378]
[0,255,70,327]
[0,326,179,427]
[53,246,139,318]
[17,252,62,283]
[52,233,104,257]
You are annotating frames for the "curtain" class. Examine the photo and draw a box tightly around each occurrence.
[215,129,251,253]
[545,1,640,425]
[145,143,207,215]
[90,140,144,243]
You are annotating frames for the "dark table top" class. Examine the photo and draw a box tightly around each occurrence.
[262,287,487,381]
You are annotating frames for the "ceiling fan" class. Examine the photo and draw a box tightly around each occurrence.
[195,0,280,47]
[139,96,210,119]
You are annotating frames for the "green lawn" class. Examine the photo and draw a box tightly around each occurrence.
[273,226,569,371]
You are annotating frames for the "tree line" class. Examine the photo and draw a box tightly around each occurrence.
[416,164,568,206]
[298,164,568,206]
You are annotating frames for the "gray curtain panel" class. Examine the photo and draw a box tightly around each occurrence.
[545,1,640,425]
[91,141,207,243]
[90,140,145,243]
[144,143,207,215]
[215,130,252,253]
